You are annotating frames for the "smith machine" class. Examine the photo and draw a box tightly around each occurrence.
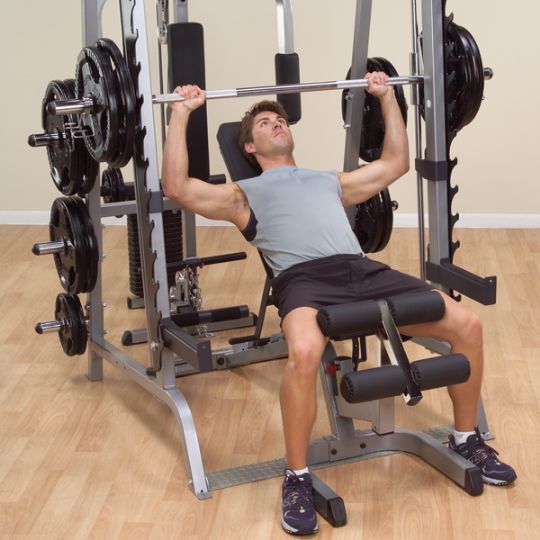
[29,0,498,527]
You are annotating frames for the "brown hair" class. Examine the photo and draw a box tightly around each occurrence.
[238,100,289,168]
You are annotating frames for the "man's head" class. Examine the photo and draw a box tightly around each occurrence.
[238,100,294,169]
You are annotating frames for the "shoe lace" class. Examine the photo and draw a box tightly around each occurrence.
[470,438,500,464]
[284,477,313,508]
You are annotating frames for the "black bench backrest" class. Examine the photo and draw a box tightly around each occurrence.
[216,122,275,280]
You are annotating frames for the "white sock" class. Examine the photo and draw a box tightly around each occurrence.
[453,430,476,445]
[292,467,309,476]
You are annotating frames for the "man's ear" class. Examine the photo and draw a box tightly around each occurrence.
[244,141,256,156]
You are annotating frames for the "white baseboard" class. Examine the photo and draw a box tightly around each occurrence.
[0,211,127,226]
[1,211,538,228]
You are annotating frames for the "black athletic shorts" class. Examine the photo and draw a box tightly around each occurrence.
[270,254,433,320]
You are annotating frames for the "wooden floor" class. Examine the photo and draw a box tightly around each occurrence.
[0,224,539,539]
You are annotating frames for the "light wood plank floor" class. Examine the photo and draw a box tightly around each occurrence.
[0,225,539,539]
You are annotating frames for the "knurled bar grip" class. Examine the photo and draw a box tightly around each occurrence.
[316,291,445,339]
[340,354,470,403]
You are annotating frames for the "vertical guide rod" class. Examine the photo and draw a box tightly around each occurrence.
[342,0,373,225]
[411,0,426,281]
[82,0,107,383]
[276,0,295,54]
[421,0,450,273]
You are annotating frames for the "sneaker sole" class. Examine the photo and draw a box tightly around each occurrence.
[281,516,319,536]
[482,474,517,486]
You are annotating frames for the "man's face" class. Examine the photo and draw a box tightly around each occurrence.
[244,111,294,161]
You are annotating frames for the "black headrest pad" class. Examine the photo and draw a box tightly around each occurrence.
[216,122,262,182]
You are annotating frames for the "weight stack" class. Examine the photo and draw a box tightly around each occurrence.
[127,210,183,297]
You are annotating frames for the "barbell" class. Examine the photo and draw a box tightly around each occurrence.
[49,74,425,116]
[48,68,493,117]
[34,30,493,173]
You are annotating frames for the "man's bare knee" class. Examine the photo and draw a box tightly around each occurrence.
[461,310,483,347]
[287,340,324,377]
[447,304,483,349]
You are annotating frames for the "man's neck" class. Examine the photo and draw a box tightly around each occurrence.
[259,155,296,172]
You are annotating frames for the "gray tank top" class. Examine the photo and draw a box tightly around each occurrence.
[236,166,363,275]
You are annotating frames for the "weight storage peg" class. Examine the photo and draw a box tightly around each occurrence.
[27,78,98,196]
[35,292,88,356]
[32,196,99,294]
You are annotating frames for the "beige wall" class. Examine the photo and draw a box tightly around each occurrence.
[2,0,539,217]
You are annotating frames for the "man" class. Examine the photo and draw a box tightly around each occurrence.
[162,73,516,536]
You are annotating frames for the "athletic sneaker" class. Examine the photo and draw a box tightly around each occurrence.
[281,469,319,535]
[449,428,517,486]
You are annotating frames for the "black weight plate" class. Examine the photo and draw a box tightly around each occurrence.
[62,78,99,195]
[75,46,119,162]
[50,197,88,294]
[42,80,83,196]
[55,292,87,356]
[373,57,408,126]
[376,188,394,252]
[342,58,383,162]
[341,58,408,162]
[369,191,384,252]
[68,197,99,293]
[445,22,472,132]
[101,167,127,203]
[96,39,136,168]
[63,197,96,294]
[451,22,484,130]
[354,197,378,254]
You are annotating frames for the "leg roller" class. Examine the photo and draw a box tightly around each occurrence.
[340,354,470,403]
[317,291,470,405]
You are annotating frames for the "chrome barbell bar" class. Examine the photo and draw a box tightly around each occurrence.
[48,68,493,116]
[154,75,424,103]
[49,75,423,116]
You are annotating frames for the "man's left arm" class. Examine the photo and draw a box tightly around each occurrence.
[339,72,409,207]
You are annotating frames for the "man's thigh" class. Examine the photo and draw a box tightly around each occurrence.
[282,307,327,356]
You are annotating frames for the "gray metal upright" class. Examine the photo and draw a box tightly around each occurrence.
[420,0,450,271]
[342,0,372,224]
[169,1,197,259]
[276,0,295,54]
[343,0,372,174]
[118,0,171,377]
[80,0,210,499]
[83,0,107,383]
[410,0,427,280]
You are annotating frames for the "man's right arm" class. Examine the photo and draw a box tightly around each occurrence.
[161,85,248,226]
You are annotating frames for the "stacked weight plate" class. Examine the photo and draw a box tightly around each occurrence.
[127,210,183,297]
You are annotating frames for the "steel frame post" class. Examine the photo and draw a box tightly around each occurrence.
[169,0,197,259]
[342,0,372,175]
[342,0,372,224]
[83,0,107,382]
[420,0,450,269]
[276,0,295,54]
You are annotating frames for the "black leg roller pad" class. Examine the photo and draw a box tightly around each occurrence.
[340,354,470,403]
[316,291,446,340]
[317,291,470,403]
